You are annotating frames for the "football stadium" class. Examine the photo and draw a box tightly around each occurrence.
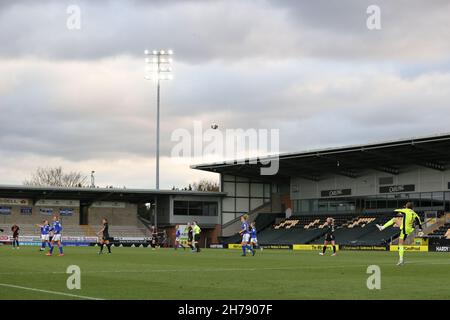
[1,133,450,300]
[1,0,450,311]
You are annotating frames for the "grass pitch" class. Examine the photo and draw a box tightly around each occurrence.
[0,245,449,300]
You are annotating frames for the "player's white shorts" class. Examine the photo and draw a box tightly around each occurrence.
[52,234,62,242]
[250,237,258,244]
[175,237,180,242]
[242,233,250,243]
[41,234,49,241]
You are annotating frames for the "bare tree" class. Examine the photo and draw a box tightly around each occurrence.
[192,179,220,192]
[23,167,88,188]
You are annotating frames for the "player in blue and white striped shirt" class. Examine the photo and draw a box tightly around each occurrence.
[36,220,52,252]
[239,214,254,256]
[46,216,64,256]
[250,222,259,253]
[174,225,185,250]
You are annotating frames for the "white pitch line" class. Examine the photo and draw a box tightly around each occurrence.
[0,265,364,276]
[0,283,103,300]
[0,260,449,277]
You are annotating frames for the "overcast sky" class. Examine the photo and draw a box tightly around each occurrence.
[1,0,450,189]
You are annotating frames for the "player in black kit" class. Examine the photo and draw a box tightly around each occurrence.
[187,222,195,251]
[150,226,159,250]
[97,218,112,254]
[320,217,337,256]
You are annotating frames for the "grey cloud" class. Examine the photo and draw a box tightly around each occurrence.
[0,0,286,62]
[2,55,450,164]
[0,0,449,63]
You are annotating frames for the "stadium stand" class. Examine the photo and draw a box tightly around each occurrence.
[274,218,299,229]
[273,215,353,230]
[314,214,399,246]
[0,223,150,238]
[220,212,284,244]
[427,223,450,238]
[243,211,434,246]
[109,225,150,237]
[0,198,153,239]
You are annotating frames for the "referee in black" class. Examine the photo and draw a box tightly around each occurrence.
[187,223,195,251]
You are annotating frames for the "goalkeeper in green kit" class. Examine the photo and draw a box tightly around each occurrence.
[376,202,423,266]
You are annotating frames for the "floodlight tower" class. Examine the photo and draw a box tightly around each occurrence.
[144,49,173,190]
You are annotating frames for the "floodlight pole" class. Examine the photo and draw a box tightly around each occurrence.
[155,55,161,232]
[145,49,172,190]
[145,49,173,230]
[156,67,160,190]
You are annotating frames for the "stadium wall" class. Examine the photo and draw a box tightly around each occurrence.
[156,195,171,225]
[170,194,221,226]
[291,166,450,200]
[0,199,79,225]
[220,174,279,224]
[0,198,140,226]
